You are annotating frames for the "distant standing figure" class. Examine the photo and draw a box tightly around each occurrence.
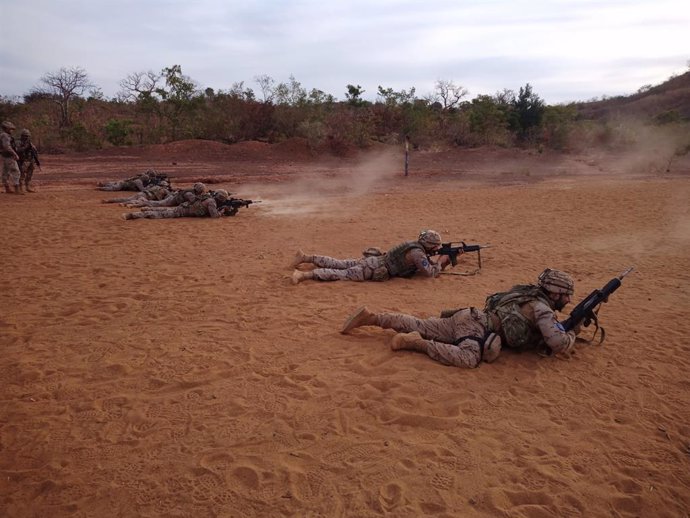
[290,230,451,284]
[0,121,22,194]
[16,129,41,193]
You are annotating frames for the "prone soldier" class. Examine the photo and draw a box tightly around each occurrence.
[123,189,231,220]
[126,182,206,207]
[340,269,584,368]
[102,181,172,204]
[98,170,168,191]
[290,230,451,284]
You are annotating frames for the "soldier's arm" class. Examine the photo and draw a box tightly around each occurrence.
[1,135,19,160]
[407,248,442,277]
[530,301,576,354]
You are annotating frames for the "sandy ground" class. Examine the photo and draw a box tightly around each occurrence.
[1,142,689,517]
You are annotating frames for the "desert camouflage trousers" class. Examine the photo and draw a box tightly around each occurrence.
[2,157,20,186]
[19,162,34,185]
[376,307,490,368]
[140,206,194,218]
[310,255,386,282]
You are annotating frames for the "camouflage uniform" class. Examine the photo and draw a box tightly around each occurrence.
[134,183,206,207]
[102,183,171,204]
[292,230,447,283]
[1,122,21,193]
[16,130,40,192]
[98,172,152,191]
[341,269,578,368]
[374,307,491,368]
[124,190,227,220]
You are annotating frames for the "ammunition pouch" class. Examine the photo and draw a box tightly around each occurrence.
[372,266,390,282]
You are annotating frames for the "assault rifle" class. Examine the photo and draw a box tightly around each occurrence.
[432,241,491,275]
[29,146,41,169]
[561,267,634,344]
[216,197,261,216]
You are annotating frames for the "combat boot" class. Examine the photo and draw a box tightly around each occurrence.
[289,249,311,268]
[340,306,378,334]
[3,183,13,194]
[25,183,35,193]
[14,184,25,195]
[482,333,502,363]
[390,331,429,353]
[291,270,314,284]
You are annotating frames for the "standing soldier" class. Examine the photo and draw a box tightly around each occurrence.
[17,129,41,193]
[0,121,22,195]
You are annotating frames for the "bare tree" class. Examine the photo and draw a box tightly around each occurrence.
[118,70,161,101]
[254,74,275,103]
[35,66,94,127]
[434,79,468,110]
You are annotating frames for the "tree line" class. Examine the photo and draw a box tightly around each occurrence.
[0,64,683,154]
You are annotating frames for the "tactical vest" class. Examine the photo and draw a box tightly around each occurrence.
[145,185,169,200]
[17,142,34,162]
[172,189,194,205]
[384,241,426,278]
[187,194,213,216]
[484,285,554,350]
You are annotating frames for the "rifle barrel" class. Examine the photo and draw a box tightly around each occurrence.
[618,267,634,279]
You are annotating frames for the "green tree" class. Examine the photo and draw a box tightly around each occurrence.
[104,119,132,145]
[511,83,545,142]
[345,84,367,107]
[155,65,202,140]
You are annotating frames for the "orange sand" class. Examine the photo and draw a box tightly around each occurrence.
[1,145,689,517]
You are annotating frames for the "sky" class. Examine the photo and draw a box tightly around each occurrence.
[1,0,688,105]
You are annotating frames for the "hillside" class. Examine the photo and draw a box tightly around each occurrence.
[575,70,690,120]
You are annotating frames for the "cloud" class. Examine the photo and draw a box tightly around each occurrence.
[1,0,688,104]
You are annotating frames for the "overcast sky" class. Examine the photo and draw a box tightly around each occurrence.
[2,0,688,105]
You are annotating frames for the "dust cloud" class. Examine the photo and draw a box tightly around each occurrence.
[589,119,689,176]
[238,148,403,217]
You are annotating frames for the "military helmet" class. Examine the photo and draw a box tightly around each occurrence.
[20,129,31,138]
[213,189,229,201]
[1,121,16,131]
[418,229,442,249]
[538,268,575,295]
[193,182,206,195]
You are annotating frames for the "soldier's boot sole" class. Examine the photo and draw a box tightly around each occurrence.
[289,250,308,268]
[291,270,314,285]
[340,306,377,334]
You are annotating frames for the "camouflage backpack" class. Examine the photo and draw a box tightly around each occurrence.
[484,285,552,350]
